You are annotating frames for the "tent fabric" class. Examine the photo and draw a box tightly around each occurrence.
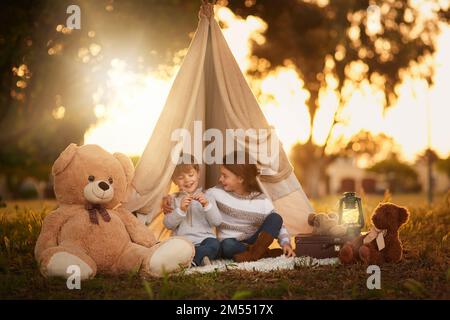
[123,14,314,238]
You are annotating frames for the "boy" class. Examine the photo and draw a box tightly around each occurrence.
[163,155,222,266]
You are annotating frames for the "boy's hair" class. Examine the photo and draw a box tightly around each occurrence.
[171,154,199,180]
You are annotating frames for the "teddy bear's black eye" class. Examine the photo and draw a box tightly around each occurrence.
[88,175,95,182]
[108,177,113,184]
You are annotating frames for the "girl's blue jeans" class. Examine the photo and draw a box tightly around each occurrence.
[220,212,283,259]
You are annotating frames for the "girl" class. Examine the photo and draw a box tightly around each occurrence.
[209,151,295,262]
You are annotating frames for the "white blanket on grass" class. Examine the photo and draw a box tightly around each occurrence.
[184,255,339,274]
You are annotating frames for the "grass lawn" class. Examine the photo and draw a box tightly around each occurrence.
[0,193,449,299]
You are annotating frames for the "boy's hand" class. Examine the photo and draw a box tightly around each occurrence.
[162,195,173,214]
[180,196,193,212]
[282,243,296,258]
[192,192,209,208]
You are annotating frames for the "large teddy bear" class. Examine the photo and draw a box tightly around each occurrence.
[35,143,194,279]
[339,202,410,265]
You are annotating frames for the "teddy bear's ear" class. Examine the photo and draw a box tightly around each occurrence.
[113,152,135,185]
[52,143,78,176]
[398,206,410,226]
[307,213,317,226]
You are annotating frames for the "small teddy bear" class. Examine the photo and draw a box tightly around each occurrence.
[308,212,347,237]
[339,202,410,265]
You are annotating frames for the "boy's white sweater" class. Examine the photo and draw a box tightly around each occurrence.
[207,186,290,246]
[163,188,222,245]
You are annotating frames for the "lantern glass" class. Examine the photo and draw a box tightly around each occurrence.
[339,192,364,230]
[342,193,359,224]
[342,207,359,225]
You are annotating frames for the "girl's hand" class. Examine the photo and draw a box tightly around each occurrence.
[193,192,209,208]
[282,243,296,258]
[162,195,173,214]
[180,196,193,212]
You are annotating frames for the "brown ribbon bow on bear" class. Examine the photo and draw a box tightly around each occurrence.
[363,226,387,251]
[85,203,111,224]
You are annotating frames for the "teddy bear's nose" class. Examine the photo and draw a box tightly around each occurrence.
[98,181,110,191]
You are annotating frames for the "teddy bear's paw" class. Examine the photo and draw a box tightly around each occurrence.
[358,245,371,264]
[45,252,95,280]
[338,244,354,264]
[146,238,194,277]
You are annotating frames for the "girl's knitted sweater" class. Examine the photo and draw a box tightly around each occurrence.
[207,186,290,246]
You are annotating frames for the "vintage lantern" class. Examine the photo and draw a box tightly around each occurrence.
[338,192,365,237]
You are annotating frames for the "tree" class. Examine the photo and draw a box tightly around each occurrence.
[0,0,202,193]
[368,154,421,193]
[227,0,449,196]
[289,141,336,197]
[332,130,399,165]
[0,1,97,188]
[290,130,398,196]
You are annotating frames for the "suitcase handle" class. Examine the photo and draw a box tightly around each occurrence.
[321,241,343,249]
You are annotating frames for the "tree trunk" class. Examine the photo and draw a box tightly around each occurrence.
[298,140,327,198]
[304,94,344,197]
[305,160,322,198]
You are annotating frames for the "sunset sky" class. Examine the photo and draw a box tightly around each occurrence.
[84,4,450,164]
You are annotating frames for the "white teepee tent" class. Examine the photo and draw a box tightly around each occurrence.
[123,7,314,239]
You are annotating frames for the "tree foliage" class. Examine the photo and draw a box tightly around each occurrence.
[368,154,421,193]
[227,0,448,196]
[227,0,449,141]
[0,0,201,184]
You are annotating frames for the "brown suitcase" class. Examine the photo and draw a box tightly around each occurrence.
[295,234,353,259]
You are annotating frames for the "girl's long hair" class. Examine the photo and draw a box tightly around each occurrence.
[222,151,262,194]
